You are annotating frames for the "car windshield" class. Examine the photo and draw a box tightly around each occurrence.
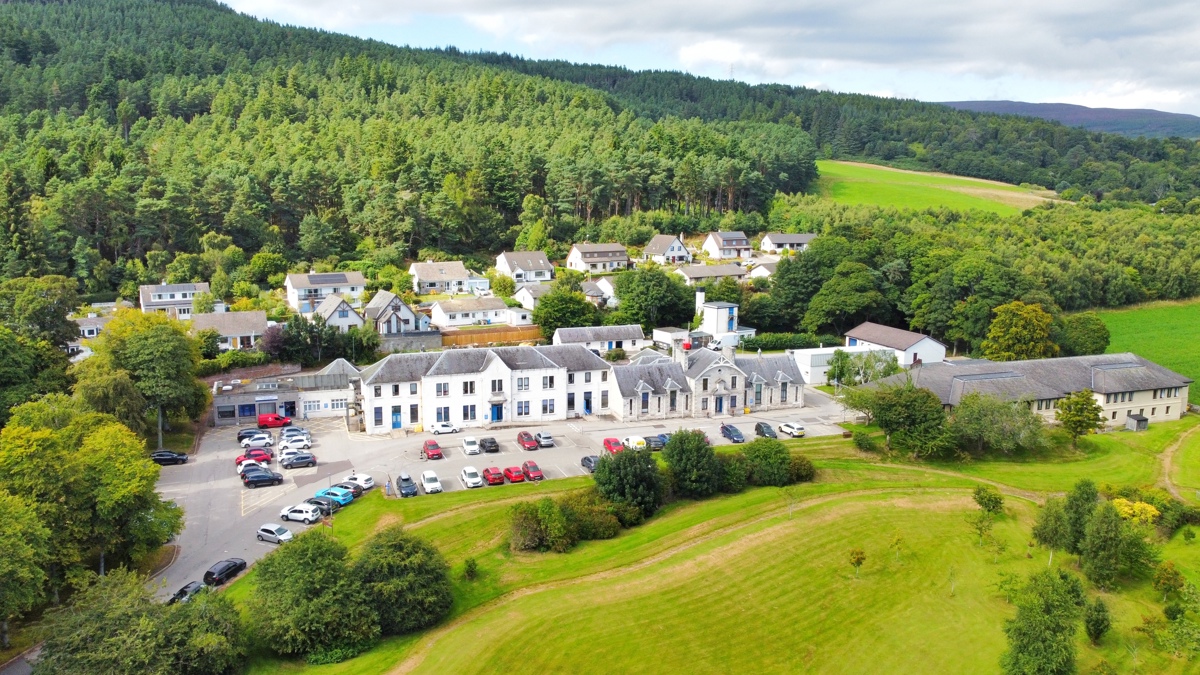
[527,463,539,470]
[273,527,286,535]
[466,471,478,478]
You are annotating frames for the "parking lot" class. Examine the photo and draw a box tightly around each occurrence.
[154,389,848,598]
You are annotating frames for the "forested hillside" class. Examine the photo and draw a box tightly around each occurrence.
[466,53,1200,203]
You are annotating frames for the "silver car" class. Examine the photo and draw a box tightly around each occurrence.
[462,437,481,455]
[256,523,293,544]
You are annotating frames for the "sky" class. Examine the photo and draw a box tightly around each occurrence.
[225,0,1200,115]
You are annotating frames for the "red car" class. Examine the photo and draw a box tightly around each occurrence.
[602,437,623,454]
[257,413,291,429]
[481,467,505,485]
[517,431,538,451]
[422,440,444,459]
[235,449,272,466]
[522,461,544,482]
[503,466,525,483]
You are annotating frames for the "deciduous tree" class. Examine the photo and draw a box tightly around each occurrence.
[0,493,48,649]
[594,449,662,518]
[743,437,791,487]
[981,301,1059,361]
[1056,312,1110,356]
[1032,498,1071,567]
[1055,390,1105,448]
[1000,570,1084,675]
[849,548,866,578]
[948,392,1046,456]
[532,290,597,340]
[974,485,1005,516]
[352,524,452,636]
[1084,598,1110,645]
[661,430,722,499]
[1063,480,1098,555]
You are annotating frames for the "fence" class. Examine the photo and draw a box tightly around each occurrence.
[441,325,544,347]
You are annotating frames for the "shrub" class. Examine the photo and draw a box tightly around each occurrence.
[538,497,575,553]
[744,438,791,487]
[973,485,1005,515]
[661,430,722,499]
[605,347,627,362]
[463,557,478,580]
[852,431,878,453]
[788,454,816,483]
[594,449,662,518]
[510,501,547,551]
[717,452,750,493]
[740,333,820,351]
[352,524,453,636]
[558,486,621,540]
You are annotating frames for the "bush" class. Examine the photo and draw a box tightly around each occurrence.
[744,438,791,487]
[789,454,816,483]
[510,501,547,551]
[594,449,663,518]
[717,452,750,493]
[511,488,627,553]
[605,347,627,362]
[661,430,722,499]
[463,558,478,580]
[558,487,621,541]
[740,333,819,351]
[352,524,453,636]
[197,349,271,376]
[852,431,878,453]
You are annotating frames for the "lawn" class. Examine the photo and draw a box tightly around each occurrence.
[1098,298,1200,405]
[815,160,1052,215]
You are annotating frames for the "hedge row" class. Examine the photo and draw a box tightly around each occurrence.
[197,349,271,377]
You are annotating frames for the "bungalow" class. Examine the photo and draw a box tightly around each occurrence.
[701,231,752,260]
[579,281,607,307]
[642,234,692,265]
[192,310,268,350]
[69,313,113,361]
[552,324,645,356]
[760,232,817,254]
[408,261,490,295]
[513,283,552,311]
[748,262,776,280]
[675,264,748,286]
[284,272,367,314]
[314,295,365,333]
[430,297,526,328]
[139,282,220,319]
[362,290,430,335]
[844,321,946,368]
[496,251,555,286]
[566,243,629,273]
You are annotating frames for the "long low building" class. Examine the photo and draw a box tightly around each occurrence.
[876,353,1191,427]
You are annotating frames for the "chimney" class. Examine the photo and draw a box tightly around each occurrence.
[673,337,690,368]
[722,344,736,363]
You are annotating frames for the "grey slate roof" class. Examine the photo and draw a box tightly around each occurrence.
[845,322,942,351]
[489,346,559,371]
[427,349,496,376]
[763,233,817,245]
[677,264,748,280]
[579,281,605,298]
[735,353,804,385]
[363,290,401,320]
[709,231,750,246]
[285,271,367,290]
[753,262,777,275]
[409,261,471,282]
[612,361,691,398]
[685,348,731,379]
[553,324,645,344]
[518,283,553,299]
[434,297,508,313]
[139,282,211,308]
[191,310,267,336]
[74,315,112,330]
[318,358,361,377]
[498,251,553,272]
[572,243,628,258]
[314,294,356,321]
[534,344,612,372]
[643,234,683,256]
[874,353,1192,406]
[628,348,669,365]
[359,352,442,384]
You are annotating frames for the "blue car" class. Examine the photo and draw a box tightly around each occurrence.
[720,424,745,443]
[657,433,672,445]
[315,486,354,505]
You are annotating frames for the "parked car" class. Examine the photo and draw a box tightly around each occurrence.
[397,472,419,497]
[306,496,340,515]
[420,470,442,494]
[754,422,778,439]
[237,460,269,475]
[150,450,188,465]
[480,437,500,453]
[242,469,283,488]
[503,466,525,483]
[235,449,272,466]
[658,433,673,445]
[517,431,538,450]
[462,437,480,455]
[622,436,647,450]
[333,482,364,499]
[167,581,205,605]
[482,467,505,485]
[256,523,293,544]
[534,431,555,447]
[343,473,375,491]
[315,486,354,505]
[522,461,544,482]
[602,437,624,454]
[280,503,322,524]
[460,466,484,489]
[645,435,664,451]
[279,426,311,439]
[237,428,263,443]
[581,455,599,473]
[257,413,291,429]
[720,424,745,443]
[278,447,305,462]
[240,433,274,449]
[429,421,460,435]
[778,423,805,438]
[203,558,247,586]
[281,452,316,469]
[278,436,311,451]
[423,439,444,459]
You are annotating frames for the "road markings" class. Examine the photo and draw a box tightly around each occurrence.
[240,482,296,517]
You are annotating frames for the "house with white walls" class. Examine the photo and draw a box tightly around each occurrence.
[139,282,221,319]
[284,272,367,314]
[496,251,555,286]
[760,232,817,253]
[362,290,430,335]
[552,324,645,356]
[701,231,752,259]
[408,261,490,295]
[566,243,629,273]
[642,234,692,264]
[844,321,946,368]
[314,294,365,333]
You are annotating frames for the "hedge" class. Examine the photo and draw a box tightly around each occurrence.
[197,349,271,376]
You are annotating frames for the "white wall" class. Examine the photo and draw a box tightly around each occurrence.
[902,337,947,367]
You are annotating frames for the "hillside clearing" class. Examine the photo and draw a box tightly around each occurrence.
[815,160,1055,214]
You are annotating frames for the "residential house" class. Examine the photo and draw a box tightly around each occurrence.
[595,277,618,306]
[191,310,268,350]
[363,290,430,335]
[552,324,645,356]
[566,243,629,273]
[495,251,555,286]
[844,321,946,367]
[642,234,692,265]
[675,264,748,286]
[748,262,776,280]
[579,281,607,307]
[701,231,752,259]
[735,352,805,410]
[760,232,817,253]
[139,282,219,319]
[874,353,1191,427]
[611,360,692,422]
[430,297,528,328]
[284,272,367,314]
[408,261,490,295]
[532,344,614,416]
[513,283,552,311]
[69,314,113,361]
[314,295,365,333]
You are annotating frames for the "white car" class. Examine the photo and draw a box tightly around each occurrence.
[256,523,293,544]
[279,503,321,524]
[241,433,273,448]
[237,460,268,475]
[462,437,480,455]
[278,437,311,451]
[421,470,442,494]
[778,423,806,438]
[622,436,647,450]
[343,473,375,491]
[278,448,306,463]
[429,422,460,435]
[460,466,483,489]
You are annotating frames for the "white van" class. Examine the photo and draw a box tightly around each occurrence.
[708,333,741,351]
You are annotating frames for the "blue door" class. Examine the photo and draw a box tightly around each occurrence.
[391,410,402,429]
[491,404,504,422]
[715,396,724,413]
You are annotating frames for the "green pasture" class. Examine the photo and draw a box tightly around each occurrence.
[814,160,1048,215]
[1099,298,1200,405]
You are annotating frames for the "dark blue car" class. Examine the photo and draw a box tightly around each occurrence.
[720,424,745,443]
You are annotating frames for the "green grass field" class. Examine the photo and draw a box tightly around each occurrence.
[815,160,1052,215]
[1099,298,1200,405]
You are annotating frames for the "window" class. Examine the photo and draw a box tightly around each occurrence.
[436,407,449,422]
[410,404,419,423]
[217,406,236,419]
[1152,407,1157,416]
[543,375,555,389]
[257,382,279,390]
[491,379,503,392]
[331,399,347,410]
[463,381,476,395]
[303,400,321,413]
[1111,411,1118,420]
[542,399,555,414]
[601,391,609,408]
[781,383,788,403]
[669,390,677,411]
[567,393,575,411]
[731,396,737,408]
[517,377,529,391]
[702,378,709,392]
[436,383,449,397]
[410,383,418,395]
[517,401,530,416]
[1139,408,1144,416]
[701,397,709,411]
[374,407,383,426]
[754,384,763,405]
[731,376,738,389]
[463,405,477,420]
[392,384,400,396]
[584,372,592,383]
[338,309,349,319]
[373,385,381,397]
[568,373,575,385]
[1167,406,1172,415]
[238,404,256,418]
[449,314,457,320]
[601,371,608,382]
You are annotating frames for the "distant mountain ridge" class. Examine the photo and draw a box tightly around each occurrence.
[941,100,1200,138]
